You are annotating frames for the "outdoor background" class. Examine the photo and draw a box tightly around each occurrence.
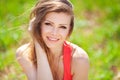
[0,0,120,80]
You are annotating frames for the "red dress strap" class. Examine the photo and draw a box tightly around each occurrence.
[63,41,72,80]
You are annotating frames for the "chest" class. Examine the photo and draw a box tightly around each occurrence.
[54,57,64,80]
[54,50,73,80]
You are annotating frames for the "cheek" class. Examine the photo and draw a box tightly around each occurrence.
[41,26,50,35]
[41,26,47,39]
[59,30,69,39]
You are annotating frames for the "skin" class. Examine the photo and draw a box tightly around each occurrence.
[16,12,89,80]
[41,12,71,56]
[16,44,37,80]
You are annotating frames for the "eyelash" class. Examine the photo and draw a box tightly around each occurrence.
[60,26,67,29]
[44,22,51,26]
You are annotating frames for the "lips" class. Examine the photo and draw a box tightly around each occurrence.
[47,36,59,42]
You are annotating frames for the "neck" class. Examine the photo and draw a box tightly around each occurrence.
[49,45,63,58]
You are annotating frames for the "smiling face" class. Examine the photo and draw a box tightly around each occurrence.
[41,12,71,50]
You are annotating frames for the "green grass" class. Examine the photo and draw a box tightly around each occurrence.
[0,0,120,80]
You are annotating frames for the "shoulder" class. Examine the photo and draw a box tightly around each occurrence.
[70,42,89,60]
[69,42,89,79]
[16,43,30,61]
[67,42,89,60]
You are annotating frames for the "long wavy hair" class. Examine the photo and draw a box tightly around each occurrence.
[28,0,74,80]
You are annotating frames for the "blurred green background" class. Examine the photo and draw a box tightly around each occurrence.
[0,0,120,80]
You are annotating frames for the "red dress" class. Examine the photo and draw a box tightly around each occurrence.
[63,41,72,80]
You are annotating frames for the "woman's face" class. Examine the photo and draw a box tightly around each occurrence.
[41,12,71,49]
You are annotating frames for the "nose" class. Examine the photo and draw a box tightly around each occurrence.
[50,28,58,36]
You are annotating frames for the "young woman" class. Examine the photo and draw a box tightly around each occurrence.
[16,0,89,80]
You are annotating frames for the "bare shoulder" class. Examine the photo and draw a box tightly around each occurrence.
[70,42,89,60]
[69,42,89,80]
[67,42,89,60]
[16,43,30,61]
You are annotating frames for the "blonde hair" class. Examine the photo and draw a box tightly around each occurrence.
[28,0,74,79]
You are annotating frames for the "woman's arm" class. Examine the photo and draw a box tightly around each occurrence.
[16,44,37,80]
[35,41,53,80]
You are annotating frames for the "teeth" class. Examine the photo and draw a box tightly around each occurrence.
[47,37,58,41]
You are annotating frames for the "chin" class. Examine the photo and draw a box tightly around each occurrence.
[45,40,64,49]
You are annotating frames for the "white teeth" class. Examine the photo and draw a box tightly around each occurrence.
[47,37,58,41]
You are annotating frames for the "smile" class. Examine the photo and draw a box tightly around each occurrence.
[47,36,59,42]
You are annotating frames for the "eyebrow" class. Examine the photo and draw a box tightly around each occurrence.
[44,19,68,25]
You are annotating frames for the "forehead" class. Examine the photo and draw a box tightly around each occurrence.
[44,12,71,24]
